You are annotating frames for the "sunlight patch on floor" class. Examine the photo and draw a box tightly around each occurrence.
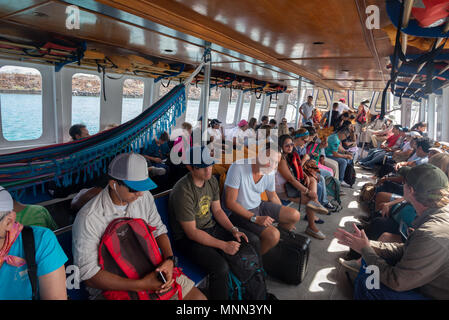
[327,237,349,253]
[308,267,337,292]
[339,215,359,227]
[348,201,359,209]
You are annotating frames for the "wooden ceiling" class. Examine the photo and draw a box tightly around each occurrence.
[0,0,397,91]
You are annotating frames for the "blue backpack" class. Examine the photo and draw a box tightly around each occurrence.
[224,242,267,300]
[325,175,341,205]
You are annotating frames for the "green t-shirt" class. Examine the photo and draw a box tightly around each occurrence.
[168,173,219,241]
[15,205,58,231]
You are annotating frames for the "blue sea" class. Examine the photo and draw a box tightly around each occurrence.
[0,93,220,142]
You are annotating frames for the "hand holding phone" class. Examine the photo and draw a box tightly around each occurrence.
[157,271,167,284]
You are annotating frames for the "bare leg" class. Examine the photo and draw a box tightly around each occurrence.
[183,287,207,300]
[375,192,393,212]
[260,226,280,255]
[278,206,300,231]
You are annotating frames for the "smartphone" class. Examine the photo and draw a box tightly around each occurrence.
[399,221,409,240]
[157,271,167,284]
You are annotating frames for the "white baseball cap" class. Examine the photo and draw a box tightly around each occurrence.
[108,153,157,191]
[0,186,13,212]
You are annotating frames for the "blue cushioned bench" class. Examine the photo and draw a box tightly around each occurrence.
[53,190,207,300]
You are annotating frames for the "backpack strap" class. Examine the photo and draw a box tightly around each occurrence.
[22,226,38,300]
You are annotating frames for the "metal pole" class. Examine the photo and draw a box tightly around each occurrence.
[200,43,211,143]
[295,77,302,129]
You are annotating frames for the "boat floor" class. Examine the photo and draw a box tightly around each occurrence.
[266,165,373,300]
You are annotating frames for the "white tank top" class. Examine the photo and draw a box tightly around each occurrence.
[275,170,287,194]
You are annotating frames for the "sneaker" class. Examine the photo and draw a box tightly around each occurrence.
[306,200,329,215]
[340,181,352,188]
[338,257,361,273]
[324,202,338,212]
[305,227,326,240]
[149,166,166,177]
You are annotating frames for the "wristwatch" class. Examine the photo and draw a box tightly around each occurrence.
[166,255,178,267]
[250,215,257,223]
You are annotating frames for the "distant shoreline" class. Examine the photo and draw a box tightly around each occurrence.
[0,90,143,98]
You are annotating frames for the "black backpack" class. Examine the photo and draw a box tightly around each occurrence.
[224,242,267,300]
[344,162,356,187]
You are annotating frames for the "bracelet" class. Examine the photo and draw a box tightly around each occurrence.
[231,226,239,233]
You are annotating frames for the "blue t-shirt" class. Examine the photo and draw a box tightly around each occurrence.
[325,133,341,157]
[0,226,68,300]
[146,140,170,160]
[408,153,428,165]
[224,162,275,210]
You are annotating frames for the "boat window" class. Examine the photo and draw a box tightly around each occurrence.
[315,89,327,110]
[253,95,263,120]
[285,104,297,123]
[71,73,101,135]
[185,84,201,126]
[240,91,251,120]
[268,98,277,119]
[353,90,372,107]
[158,80,177,100]
[121,79,144,123]
[226,89,239,124]
[0,66,43,141]
[209,87,220,119]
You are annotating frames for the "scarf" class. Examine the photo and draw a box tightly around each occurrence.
[0,222,26,268]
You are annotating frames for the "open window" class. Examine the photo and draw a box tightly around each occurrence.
[0,66,43,141]
[121,79,144,123]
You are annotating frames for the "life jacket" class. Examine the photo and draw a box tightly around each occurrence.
[412,0,449,28]
[287,151,304,182]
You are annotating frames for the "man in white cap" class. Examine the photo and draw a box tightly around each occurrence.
[0,186,68,300]
[72,153,206,300]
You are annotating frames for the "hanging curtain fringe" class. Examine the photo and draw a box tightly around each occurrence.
[0,84,186,194]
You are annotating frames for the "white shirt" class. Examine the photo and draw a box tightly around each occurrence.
[337,102,350,114]
[300,102,315,120]
[72,186,167,298]
[224,162,276,210]
[207,127,222,142]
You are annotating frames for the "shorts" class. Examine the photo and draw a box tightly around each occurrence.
[229,201,283,236]
[169,274,195,300]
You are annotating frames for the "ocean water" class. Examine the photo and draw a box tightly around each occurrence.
[0,93,221,142]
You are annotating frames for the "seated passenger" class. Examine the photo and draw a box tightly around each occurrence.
[394,137,431,171]
[359,125,402,170]
[269,119,277,129]
[410,122,428,137]
[335,164,449,300]
[0,186,67,300]
[370,116,394,148]
[276,135,327,240]
[169,146,261,300]
[325,127,353,187]
[255,115,269,131]
[224,144,300,254]
[69,124,90,141]
[13,200,58,231]
[72,153,206,300]
[143,131,170,166]
[207,119,223,144]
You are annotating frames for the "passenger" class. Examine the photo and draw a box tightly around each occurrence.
[275,135,327,240]
[269,119,277,129]
[411,122,428,137]
[0,186,68,300]
[255,115,269,131]
[169,146,261,300]
[324,127,353,187]
[335,164,449,300]
[233,119,250,146]
[392,131,421,162]
[143,131,170,165]
[337,98,351,114]
[288,127,295,135]
[224,144,300,254]
[299,95,315,125]
[359,125,402,170]
[370,116,394,148]
[247,117,258,140]
[320,102,340,128]
[278,120,289,136]
[394,137,431,171]
[354,100,370,143]
[207,119,223,144]
[72,153,206,300]
[13,200,58,231]
[69,124,90,141]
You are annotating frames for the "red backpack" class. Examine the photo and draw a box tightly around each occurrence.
[98,218,183,300]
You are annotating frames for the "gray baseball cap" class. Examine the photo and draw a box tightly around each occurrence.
[108,153,157,191]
